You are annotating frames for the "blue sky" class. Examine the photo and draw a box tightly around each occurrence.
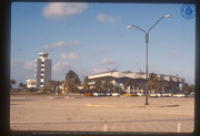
[11,2,195,85]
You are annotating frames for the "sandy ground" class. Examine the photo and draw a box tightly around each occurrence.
[10,95,194,133]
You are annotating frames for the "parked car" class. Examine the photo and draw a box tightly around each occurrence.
[173,93,186,97]
[111,92,120,96]
[105,93,111,96]
[99,93,105,96]
[131,92,143,96]
[189,93,195,97]
[92,92,99,96]
[123,94,131,96]
[135,92,144,96]
[162,93,172,97]
[84,93,92,96]
[150,93,161,97]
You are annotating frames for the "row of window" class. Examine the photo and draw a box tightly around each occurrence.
[28,82,36,85]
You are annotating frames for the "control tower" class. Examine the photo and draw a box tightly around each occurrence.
[35,52,52,88]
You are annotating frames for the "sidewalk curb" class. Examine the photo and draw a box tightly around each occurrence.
[84,104,179,108]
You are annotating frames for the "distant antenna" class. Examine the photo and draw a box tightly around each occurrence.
[106,66,118,76]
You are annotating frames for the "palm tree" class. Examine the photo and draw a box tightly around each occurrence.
[18,82,23,90]
[146,73,160,94]
[181,83,190,94]
[10,79,16,91]
[65,78,76,96]
[104,77,113,92]
[94,79,102,93]
[83,76,90,93]
[48,80,59,93]
[65,70,80,96]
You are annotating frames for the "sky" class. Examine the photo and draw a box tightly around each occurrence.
[11,2,196,86]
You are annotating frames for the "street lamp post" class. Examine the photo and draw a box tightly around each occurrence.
[127,14,171,105]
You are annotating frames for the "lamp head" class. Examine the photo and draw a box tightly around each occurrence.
[127,25,132,29]
[164,14,171,18]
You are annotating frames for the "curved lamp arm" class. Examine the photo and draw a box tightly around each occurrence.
[148,14,171,33]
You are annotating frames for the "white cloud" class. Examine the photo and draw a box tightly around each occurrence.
[96,13,121,23]
[43,3,87,19]
[53,62,69,72]
[61,52,80,60]
[44,41,80,49]
[23,61,35,71]
[100,58,115,65]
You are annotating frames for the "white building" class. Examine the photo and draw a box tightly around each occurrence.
[87,70,185,94]
[34,52,52,88]
[26,79,36,88]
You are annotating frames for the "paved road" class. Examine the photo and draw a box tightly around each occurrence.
[10,95,194,133]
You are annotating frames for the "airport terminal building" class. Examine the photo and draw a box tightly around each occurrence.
[87,70,185,94]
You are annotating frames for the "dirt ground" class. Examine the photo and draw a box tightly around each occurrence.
[10,95,194,133]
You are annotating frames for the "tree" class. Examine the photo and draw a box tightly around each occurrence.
[65,70,80,96]
[94,79,102,93]
[103,77,113,92]
[82,76,90,93]
[181,83,190,94]
[18,82,23,90]
[66,70,80,84]
[189,84,195,93]
[22,84,27,91]
[146,73,160,94]
[48,80,60,93]
[10,79,16,91]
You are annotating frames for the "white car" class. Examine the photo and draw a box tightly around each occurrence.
[111,92,120,96]
[162,93,172,97]
[105,93,111,96]
[92,92,99,96]
[136,93,144,96]
[173,93,186,97]
[150,93,161,97]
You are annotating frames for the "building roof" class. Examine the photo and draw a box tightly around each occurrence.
[88,70,185,83]
[122,71,133,74]
[90,70,118,76]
